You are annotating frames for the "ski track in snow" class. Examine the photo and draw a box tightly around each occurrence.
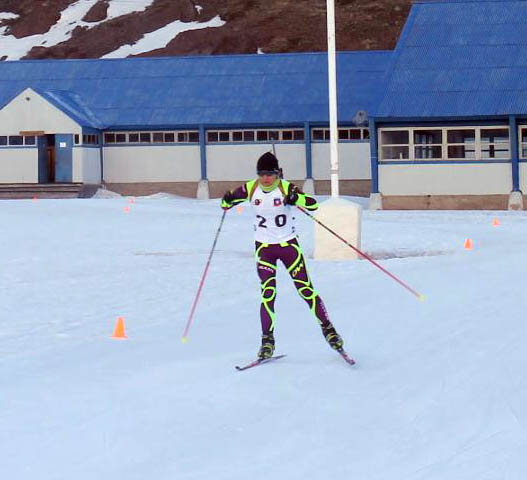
[1,196,527,479]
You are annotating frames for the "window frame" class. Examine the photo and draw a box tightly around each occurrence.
[378,126,511,162]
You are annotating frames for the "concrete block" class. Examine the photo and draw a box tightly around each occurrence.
[197,179,210,200]
[313,197,362,261]
[508,191,524,210]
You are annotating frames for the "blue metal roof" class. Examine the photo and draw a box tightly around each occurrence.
[0,52,391,129]
[375,0,527,119]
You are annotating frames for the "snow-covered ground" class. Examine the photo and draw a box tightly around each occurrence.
[2,195,527,479]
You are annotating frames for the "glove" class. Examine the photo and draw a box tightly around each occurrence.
[284,186,300,206]
[221,190,235,210]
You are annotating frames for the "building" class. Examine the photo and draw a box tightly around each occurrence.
[370,0,527,210]
[0,52,390,198]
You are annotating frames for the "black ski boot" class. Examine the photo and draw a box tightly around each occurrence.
[258,333,275,360]
[321,323,343,351]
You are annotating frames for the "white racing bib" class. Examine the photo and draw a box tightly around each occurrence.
[251,183,296,244]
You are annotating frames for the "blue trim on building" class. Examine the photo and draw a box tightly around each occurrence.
[102,143,200,147]
[509,115,521,191]
[369,118,379,193]
[0,146,38,150]
[199,125,207,180]
[379,160,512,165]
[304,122,312,179]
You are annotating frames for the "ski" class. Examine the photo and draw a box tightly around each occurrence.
[337,348,356,366]
[235,354,287,371]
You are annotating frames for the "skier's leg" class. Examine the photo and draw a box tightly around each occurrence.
[255,242,278,358]
[280,239,331,326]
[255,242,278,334]
[280,239,344,350]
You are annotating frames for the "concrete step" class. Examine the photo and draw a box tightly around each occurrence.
[0,183,97,199]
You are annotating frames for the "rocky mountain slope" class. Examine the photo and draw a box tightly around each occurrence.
[0,0,411,60]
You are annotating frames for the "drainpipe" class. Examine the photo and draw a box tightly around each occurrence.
[508,115,523,210]
[196,124,209,199]
[368,117,382,210]
[303,121,315,194]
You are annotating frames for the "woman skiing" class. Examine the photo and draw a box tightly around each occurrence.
[221,152,345,360]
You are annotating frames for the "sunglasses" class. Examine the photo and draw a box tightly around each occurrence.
[257,171,278,177]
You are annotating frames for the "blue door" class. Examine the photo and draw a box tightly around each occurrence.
[55,134,73,183]
[37,136,48,183]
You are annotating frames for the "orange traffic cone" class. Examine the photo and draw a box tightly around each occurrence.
[464,238,474,250]
[112,317,127,339]
[492,218,500,227]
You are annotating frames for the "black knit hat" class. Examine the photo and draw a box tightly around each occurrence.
[257,152,279,174]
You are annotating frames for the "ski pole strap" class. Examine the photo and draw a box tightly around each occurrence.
[296,206,425,301]
[182,209,228,342]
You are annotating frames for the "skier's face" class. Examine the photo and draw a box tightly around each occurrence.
[258,172,278,187]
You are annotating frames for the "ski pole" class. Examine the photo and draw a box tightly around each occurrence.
[181,209,228,343]
[297,206,425,301]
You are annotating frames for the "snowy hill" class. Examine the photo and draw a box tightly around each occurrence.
[0,0,411,60]
[2,195,527,479]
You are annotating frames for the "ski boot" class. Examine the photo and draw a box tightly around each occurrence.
[321,323,343,351]
[258,333,275,360]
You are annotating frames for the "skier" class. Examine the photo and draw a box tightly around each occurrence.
[221,152,345,360]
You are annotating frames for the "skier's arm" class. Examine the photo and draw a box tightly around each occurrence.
[221,181,252,210]
[284,182,319,211]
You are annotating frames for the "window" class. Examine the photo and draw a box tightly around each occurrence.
[105,133,115,143]
[177,132,188,142]
[24,136,36,145]
[140,133,151,143]
[312,128,366,141]
[338,130,349,140]
[257,131,268,141]
[312,129,324,140]
[244,131,255,142]
[480,128,509,159]
[188,132,199,143]
[164,132,175,143]
[269,131,279,141]
[414,129,442,159]
[153,132,164,143]
[129,133,139,143]
[115,133,126,143]
[0,136,7,146]
[9,136,23,146]
[232,131,243,142]
[380,130,409,160]
[282,130,293,141]
[208,131,218,142]
[294,130,305,141]
[447,129,475,159]
[219,131,230,142]
[74,134,80,145]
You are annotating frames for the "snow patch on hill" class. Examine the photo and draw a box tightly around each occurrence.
[0,0,157,60]
[0,12,19,20]
[102,15,226,58]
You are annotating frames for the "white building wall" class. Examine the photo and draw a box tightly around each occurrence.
[0,88,81,135]
[207,144,306,181]
[519,163,527,192]
[0,149,38,183]
[73,148,101,184]
[379,163,513,195]
[103,146,201,182]
[312,143,371,180]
